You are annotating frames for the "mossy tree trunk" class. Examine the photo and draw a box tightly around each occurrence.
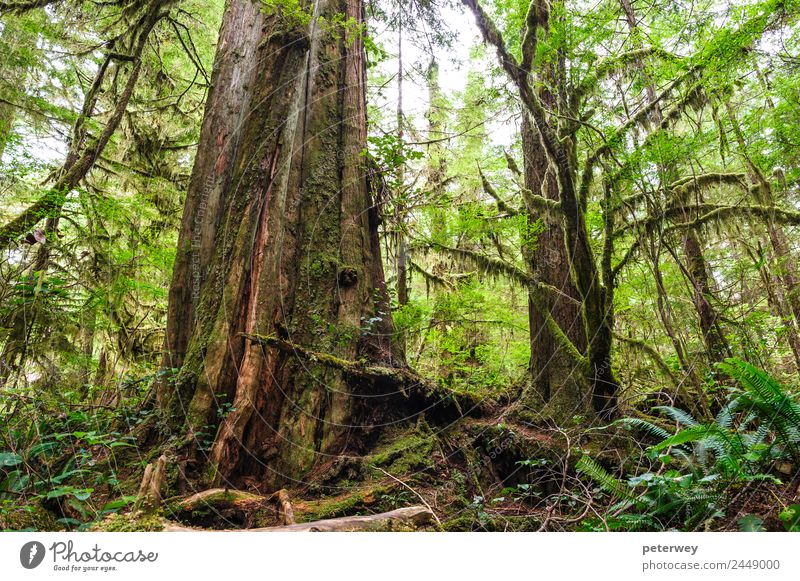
[520,114,589,418]
[158,0,399,490]
[516,1,594,419]
[0,101,13,160]
[463,0,619,417]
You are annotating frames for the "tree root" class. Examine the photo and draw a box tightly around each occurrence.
[240,333,425,393]
[240,332,472,419]
[134,454,167,511]
[169,487,297,528]
[270,488,295,525]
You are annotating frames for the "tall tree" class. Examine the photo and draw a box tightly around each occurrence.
[158,0,401,489]
[464,0,620,416]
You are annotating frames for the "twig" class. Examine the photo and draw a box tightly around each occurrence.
[372,465,442,527]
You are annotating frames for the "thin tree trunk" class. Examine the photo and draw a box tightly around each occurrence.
[0,20,20,160]
[395,14,409,310]
[620,0,729,365]
[0,100,13,160]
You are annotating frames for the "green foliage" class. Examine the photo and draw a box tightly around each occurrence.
[0,369,158,530]
[779,504,800,532]
[580,360,798,530]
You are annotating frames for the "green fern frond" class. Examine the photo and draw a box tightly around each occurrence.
[615,417,671,441]
[655,406,699,427]
[576,455,632,500]
[650,425,712,453]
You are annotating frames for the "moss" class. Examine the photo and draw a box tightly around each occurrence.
[306,253,339,280]
[0,502,63,532]
[92,511,165,532]
[294,485,389,522]
[367,424,436,477]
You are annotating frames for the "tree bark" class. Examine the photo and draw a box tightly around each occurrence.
[159,0,400,490]
[158,0,266,384]
[520,113,589,417]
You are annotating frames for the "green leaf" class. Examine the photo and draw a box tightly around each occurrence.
[0,452,23,467]
[779,505,800,532]
[46,487,71,499]
[72,489,92,501]
[100,496,136,512]
[737,515,765,532]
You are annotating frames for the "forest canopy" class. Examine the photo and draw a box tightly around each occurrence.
[1,0,800,533]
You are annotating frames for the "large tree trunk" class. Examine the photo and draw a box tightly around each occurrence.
[158,0,399,490]
[158,0,266,383]
[515,1,603,419]
[520,115,589,418]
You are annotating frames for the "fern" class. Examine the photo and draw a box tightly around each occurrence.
[654,406,699,427]
[650,425,712,453]
[576,456,632,500]
[580,360,799,531]
[615,417,671,441]
[719,358,800,459]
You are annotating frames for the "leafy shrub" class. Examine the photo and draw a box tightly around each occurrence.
[577,358,799,530]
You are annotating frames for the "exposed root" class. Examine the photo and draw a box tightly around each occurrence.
[270,488,295,525]
[134,454,167,511]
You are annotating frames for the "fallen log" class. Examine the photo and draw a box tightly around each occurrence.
[174,488,263,512]
[162,505,435,532]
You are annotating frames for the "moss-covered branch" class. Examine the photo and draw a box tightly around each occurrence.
[575,47,682,99]
[0,0,58,14]
[619,203,800,239]
[613,333,680,387]
[478,166,521,216]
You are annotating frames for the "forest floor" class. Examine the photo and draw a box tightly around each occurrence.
[77,409,799,533]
